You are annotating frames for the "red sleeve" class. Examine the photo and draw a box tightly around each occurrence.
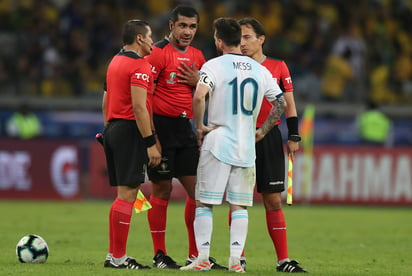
[145,46,163,81]
[130,60,152,90]
[279,61,294,92]
[196,49,206,69]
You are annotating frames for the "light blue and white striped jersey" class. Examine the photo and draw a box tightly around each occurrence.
[199,53,283,167]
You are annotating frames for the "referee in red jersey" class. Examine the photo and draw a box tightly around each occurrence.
[239,18,307,273]
[145,5,225,270]
[102,19,161,269]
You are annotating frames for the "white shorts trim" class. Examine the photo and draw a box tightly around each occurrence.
[196,150,255,206]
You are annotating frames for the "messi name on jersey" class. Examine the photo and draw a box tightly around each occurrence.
[233,61,252,70]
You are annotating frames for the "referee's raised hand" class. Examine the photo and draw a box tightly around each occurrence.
[177,62,199,87]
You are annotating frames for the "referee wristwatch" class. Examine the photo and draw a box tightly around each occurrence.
[288,135,301,142]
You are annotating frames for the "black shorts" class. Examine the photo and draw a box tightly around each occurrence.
[103,119,147,187]
[255,125,285,193]
[148,114,199,181]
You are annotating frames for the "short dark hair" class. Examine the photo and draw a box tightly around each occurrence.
[170,5,199,23]
[122,19,150,45]
[238,17,266,37]
[213,17,241,47]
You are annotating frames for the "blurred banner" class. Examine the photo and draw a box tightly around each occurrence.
[2,139,411,205]
[90,141,412,206]
[0,139,81,199]
[292,146,412,205]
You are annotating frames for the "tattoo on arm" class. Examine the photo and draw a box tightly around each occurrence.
[260,95,286,135]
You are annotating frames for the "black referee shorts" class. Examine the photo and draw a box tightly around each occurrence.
[103,119,147,188]
[255,125,286,193]
[148,114,199,181]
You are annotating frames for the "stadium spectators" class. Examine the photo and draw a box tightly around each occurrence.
[320,47,354,102]
[356,100,393,147]
[0,0,410,105]
[6,102,43,139]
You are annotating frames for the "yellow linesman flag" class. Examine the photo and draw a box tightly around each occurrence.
[299,104,315,200]
[287,154,293,205]
[300,104,315,149]
[134,190,152,213]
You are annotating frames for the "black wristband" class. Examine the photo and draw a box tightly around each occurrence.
[286,116,299,135]
[288,135,301,142]
[143,134,156,148]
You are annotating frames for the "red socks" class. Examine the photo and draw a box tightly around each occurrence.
[147,196,197,258]
[266,209,289,261]
[108,207,114,254]
[148,196,168,255]
[230,209,289,261]
[185,197,197,258]
[110,198,133,258]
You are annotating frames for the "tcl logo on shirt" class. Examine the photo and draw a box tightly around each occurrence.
[151,66,157,74]
[135,73,150,82]
[274,77,292,85]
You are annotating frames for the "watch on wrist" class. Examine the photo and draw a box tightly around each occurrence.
[288,135,301,142]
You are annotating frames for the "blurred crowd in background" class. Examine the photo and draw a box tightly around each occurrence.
[0,0,411,105]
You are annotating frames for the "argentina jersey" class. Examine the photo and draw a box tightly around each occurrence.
[199,53,282,167]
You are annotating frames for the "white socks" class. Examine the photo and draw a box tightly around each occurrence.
[194,207,248,261]
[230,209,248,258]
[194,206,213,260]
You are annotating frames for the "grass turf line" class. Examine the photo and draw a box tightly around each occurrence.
[0,201,411,275]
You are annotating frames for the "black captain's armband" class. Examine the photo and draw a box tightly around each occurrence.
[199,72,214,90]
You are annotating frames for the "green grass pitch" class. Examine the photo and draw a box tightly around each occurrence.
[0,200,411,275]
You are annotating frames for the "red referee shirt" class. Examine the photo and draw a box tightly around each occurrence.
[256,58,294,128]
[146,38,205,118]
[106,50,154,121]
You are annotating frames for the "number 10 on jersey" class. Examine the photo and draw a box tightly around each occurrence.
[229,77,258,116]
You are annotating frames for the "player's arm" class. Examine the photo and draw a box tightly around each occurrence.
[193,71,216,146]
[193,82,209,146]
[102,82,108,126]
[284,91,300,157]
[284,92,298,122]
[280,61,300,157]
[149,103,162,154]
[256,95,286,142]
[131,85,161,167]
[102,90,107,126]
